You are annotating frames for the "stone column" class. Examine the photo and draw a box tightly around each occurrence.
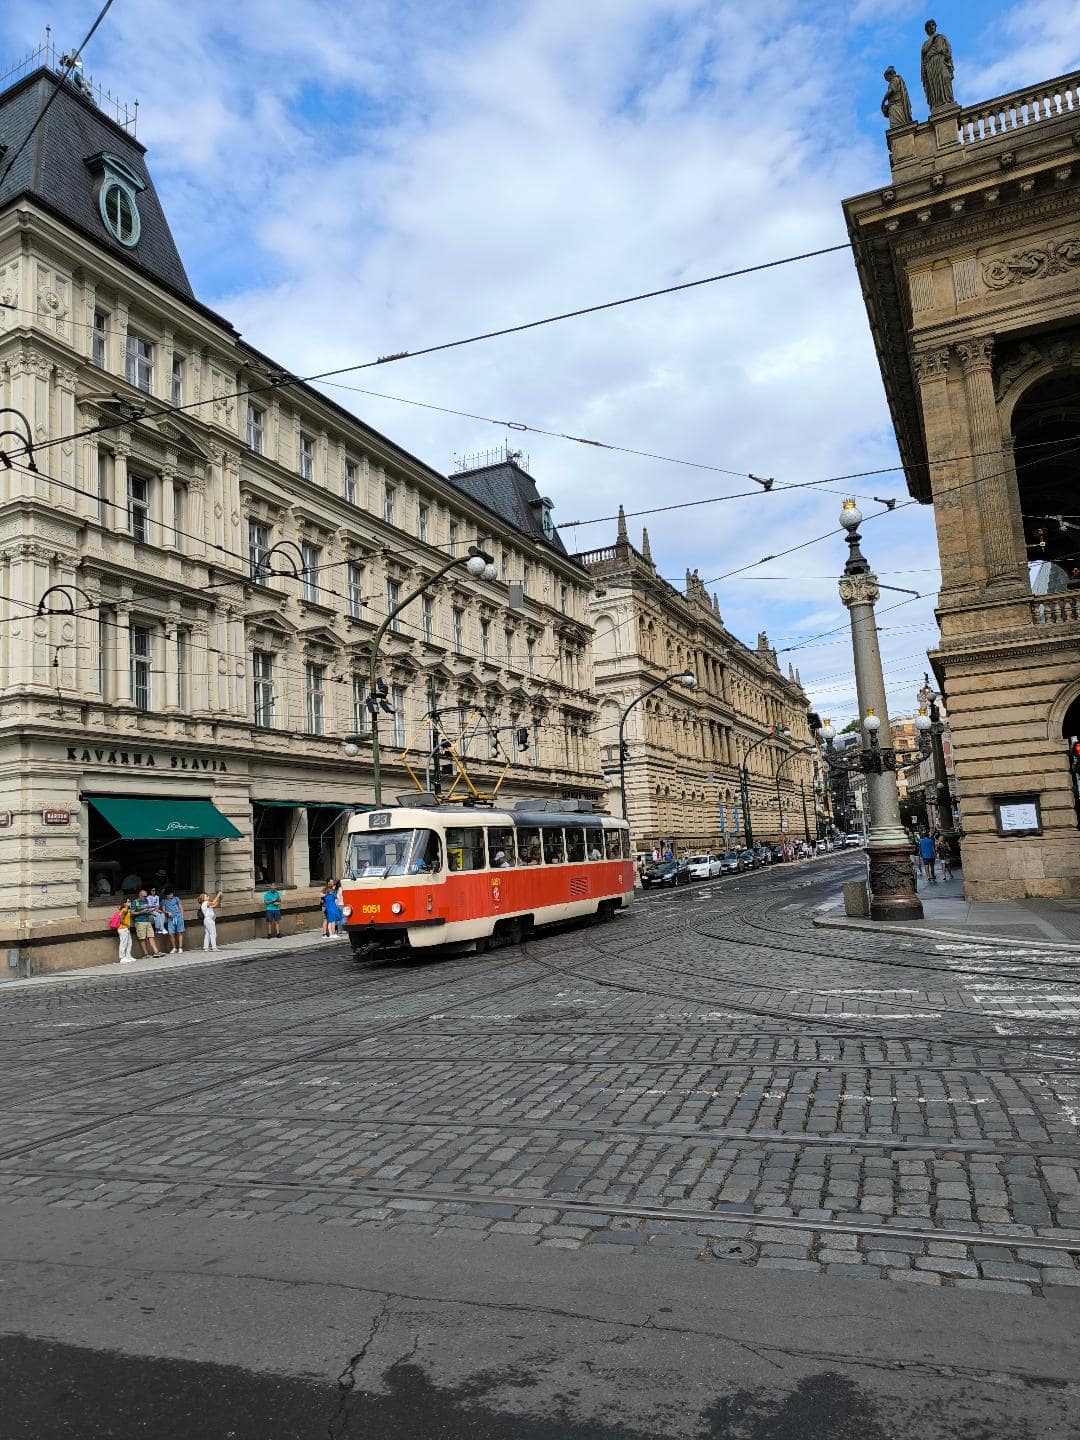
[161,468,176,551]
[955,336,1026,591]
[838,556,922,922]
[114,601,133,706]
[162,606,180,713]
[190,616,211,714]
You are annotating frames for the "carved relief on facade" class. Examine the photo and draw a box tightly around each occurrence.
[994,329,1080,398]
[955,336,995,375]
[911,345,951,383]
[210,370,236,426]
[0,257,20,326]
[34,263,71,337]
[983,235,1080,290]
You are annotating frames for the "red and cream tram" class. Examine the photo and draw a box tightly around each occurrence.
[340,799,634,957]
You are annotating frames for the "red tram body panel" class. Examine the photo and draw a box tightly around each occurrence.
[340,801,633,955]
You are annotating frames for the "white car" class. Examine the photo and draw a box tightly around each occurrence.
[687,853,722,879]
[843,833,866,848]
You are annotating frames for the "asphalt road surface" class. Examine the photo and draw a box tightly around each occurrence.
[2,855,1079,1438]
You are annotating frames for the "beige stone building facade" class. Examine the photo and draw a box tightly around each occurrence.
[576,514,814,852]
[0,65,599,971]
[844,63,1080,898]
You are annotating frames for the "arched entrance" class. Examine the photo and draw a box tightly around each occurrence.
[1061,693,1080,829]
[1014,370,1080,577]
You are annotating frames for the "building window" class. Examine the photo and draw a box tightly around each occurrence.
[253,651,275,727]
[96,449,111,527]
[352,675,369,734]
[418,503,429,543]
[522,563,530,595]
[170,355,184,406]
[481,620,489,662]
[422,595,434,643]
[391,685,406,747]
[249,520,270,582]
[298,432,315,481]
[175,631,187,709]
[305,662,325,735]
[452,607,464,651]
[344,460,358,504]
[526,636,535,675]
[347,562,364,619]
[246,404,265,454]
[449,520,458,554]
[505,629,514,668]
[384,485,396,526]
[301,542,322,604]
[130,625,152,711]
[386,578,400,632]
[124,333,153,393]
[92,311,108,367]
[127,473,150,543]
[560,584,568,613]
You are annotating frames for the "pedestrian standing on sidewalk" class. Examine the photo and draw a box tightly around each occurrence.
[112,899,133,962]
[935,831,953,881]
[322,882,343,939]
[199,891,222,950]
[130,890,160,957]
[917,830,937,883]
[161,889,186,953]
[147,886,165,941]
[263,884,283,938]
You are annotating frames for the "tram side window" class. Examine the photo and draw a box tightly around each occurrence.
[565,828,586,863]
[445,826,485,872]
[586,831,604,861]
[487,827,516,867]
[619,830,631,859]
[604,830,622,860]
[517,827,542,865]
[542,828,565,864]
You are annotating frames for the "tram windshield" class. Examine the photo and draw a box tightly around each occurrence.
[345,828,441,879]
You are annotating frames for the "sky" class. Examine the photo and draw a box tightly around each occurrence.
[7,0,1080,726]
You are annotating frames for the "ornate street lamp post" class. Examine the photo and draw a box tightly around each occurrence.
[739,726,789,852]
[916,675,959,863]
[618,671,697,830]
[835,500,923,921]
[359,545,497,806]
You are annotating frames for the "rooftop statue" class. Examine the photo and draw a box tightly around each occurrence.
[881,66,913,127]
[921,19,955,112]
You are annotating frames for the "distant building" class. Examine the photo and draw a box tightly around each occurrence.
[576,511,814,851]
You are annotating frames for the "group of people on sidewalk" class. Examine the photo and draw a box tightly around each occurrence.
[915,829,953,883]
[109,880,346,962]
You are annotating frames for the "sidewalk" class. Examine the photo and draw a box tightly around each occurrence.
[814,873,1080,951]
[0,929,349,991]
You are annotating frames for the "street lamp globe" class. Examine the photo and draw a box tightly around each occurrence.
[863,710,882,734]
[679,671,697,689]
[343,742,360,758]
[839,499,863,530]
[465,555,486,577]
[482,562,498,581]
[819,722,835,742]
[915,710,932,733]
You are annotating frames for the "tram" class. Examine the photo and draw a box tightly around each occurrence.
[340,799,634,957]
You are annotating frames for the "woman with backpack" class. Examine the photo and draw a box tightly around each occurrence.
[111,899,133,962]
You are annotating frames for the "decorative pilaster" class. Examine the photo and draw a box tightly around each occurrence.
[113,602,133,706]
[955,336,1024,590]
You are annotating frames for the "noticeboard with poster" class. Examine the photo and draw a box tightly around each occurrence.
[992,793,1042,837]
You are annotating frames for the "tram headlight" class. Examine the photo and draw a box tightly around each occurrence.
[391,902,404,915]
[341,905,352,918]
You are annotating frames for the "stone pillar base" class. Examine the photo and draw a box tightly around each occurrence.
[867,843,924,922]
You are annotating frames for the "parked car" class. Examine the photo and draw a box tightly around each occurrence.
[719,850,745,875]
[739,848,757,870]
[753,846,771,866]
[641,859,692,887]
[843,833,866,848]
[687,853,722,880]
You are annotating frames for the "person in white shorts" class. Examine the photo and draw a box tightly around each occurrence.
[198,890,222,950]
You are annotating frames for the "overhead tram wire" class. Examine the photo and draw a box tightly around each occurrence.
[0,1,116,190]
[12,171,1080,470]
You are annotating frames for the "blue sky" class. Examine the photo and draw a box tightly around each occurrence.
[7,0,1080,723]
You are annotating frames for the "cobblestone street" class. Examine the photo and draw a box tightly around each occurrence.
[5,855,1080,1303]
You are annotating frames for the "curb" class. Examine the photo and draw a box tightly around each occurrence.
[813,909,1080,954]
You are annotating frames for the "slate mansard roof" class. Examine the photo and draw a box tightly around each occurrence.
[0,68,195,301]
[449,459,569,557]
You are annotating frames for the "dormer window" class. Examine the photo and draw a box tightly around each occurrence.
[86,152,146,250]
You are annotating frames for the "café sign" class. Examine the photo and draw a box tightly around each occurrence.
[65,746,228,773]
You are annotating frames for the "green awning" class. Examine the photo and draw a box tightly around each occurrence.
[88,797,243,840]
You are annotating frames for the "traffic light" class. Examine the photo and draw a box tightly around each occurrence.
[516,726,529,751]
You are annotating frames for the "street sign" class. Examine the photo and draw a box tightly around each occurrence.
[42,809,70,826]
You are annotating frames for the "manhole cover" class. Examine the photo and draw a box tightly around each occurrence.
[711,1240,756,1261]
[517,1007,589,1022]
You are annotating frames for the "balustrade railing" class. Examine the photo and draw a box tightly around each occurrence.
[1031,593,1080,626]
[956,72,1080,146]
